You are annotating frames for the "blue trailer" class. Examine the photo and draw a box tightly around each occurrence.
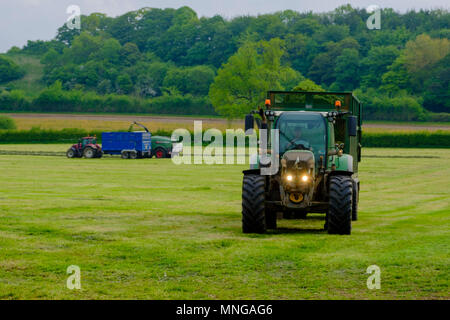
[101,131,152,159]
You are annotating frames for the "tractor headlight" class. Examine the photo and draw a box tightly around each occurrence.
[301,175,309,182]
[286,175,293,182]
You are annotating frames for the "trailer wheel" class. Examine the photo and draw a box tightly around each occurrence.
[83,147,95,159]
[242,174,266,234]
[328,175,352,235]
[352,180,358,221]
[121,151,129,159]
[154,148,166,159]
[66,149,75,158]
[130,152,138,159]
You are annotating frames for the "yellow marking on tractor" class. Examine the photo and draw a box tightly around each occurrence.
[289,193,303,203]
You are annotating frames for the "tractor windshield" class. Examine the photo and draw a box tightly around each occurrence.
[276,112,326,165]
[82,138,96,146]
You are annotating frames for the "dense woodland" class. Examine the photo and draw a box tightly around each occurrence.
[0,5,449,120]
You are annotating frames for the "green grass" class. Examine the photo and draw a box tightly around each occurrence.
[0,147,448,299]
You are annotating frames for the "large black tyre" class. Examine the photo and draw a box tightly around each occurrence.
[121,151,129,159]
[352,180,358,221]
[328,175,352,235]
[242,174,266,234]
[66,148,76,158]
[83,147,95,159]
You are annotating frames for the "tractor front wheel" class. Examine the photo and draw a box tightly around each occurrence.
[83,147,95,159]
[242,174,266,234]
[66,149,76,158]
[327,175,352,235]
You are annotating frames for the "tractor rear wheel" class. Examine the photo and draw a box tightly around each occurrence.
[83,147,95,159]
[154,148,166,159]
[327,175,352,235]
[242,174,266,234]
[66,149,75,158]
[352,180,358,221]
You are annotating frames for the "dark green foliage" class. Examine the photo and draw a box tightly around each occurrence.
[362,131,450,148]
[422,54,450,113]
[0,116,16,130]
[2,5,450,119]
[0,83,215,115]
[427,113,450,122]
[355,89,427,121]
[0,128,102,143]
[163,66,215,96]
[0,56,24,83]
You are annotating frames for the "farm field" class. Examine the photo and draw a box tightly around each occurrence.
[0,147,448,299]
[2,113,449,133]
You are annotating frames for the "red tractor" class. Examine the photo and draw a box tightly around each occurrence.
[66,136,103,159]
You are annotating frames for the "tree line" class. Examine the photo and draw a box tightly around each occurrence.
[0,5,449,120]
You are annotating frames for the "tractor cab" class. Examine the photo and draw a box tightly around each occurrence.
[276,112,327,169]
[80,137,97,147]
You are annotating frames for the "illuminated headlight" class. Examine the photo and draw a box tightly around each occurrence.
[301,175,309,182]
[286,175,293,182]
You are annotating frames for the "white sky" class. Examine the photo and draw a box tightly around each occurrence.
[1,0,449,52]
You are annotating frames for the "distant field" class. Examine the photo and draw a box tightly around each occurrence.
[4,113,242,132]
[3,113,450,133]
[0,147,448,299]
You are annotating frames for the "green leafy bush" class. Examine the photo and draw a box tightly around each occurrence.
[0,56,24,83]
[0,115,16,130]
[355,89,427,121]
[362,131,450,148]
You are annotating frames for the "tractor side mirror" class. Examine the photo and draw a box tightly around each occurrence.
[348,116,357,136]
[245,114,254,134]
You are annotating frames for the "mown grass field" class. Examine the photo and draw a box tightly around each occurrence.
[0,147,448,299]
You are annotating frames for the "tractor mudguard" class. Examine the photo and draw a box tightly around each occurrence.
[332,154,353,173]
[243,169,261,175]
[328,170,353,177]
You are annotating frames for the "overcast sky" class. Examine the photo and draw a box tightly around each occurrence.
[1,0,448,53]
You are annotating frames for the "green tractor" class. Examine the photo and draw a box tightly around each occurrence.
[242,91,362,235]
